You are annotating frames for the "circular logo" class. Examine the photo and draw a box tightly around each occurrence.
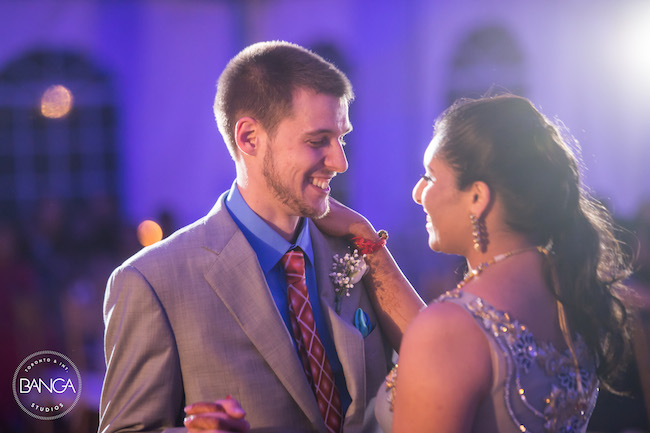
[12,350,82,420]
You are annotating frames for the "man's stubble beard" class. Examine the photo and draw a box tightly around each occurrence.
[262,143,329,220]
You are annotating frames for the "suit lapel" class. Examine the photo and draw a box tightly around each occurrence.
[202,203,325,430]
[309,221,366,424]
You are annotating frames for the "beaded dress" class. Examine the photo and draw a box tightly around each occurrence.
[375,289,598,433]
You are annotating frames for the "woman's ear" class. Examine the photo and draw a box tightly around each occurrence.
[235,117,261,156]
[469,181,491,219]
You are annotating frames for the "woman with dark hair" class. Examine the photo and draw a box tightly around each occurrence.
[316,94,631,432]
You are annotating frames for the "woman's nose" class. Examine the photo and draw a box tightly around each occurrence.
[412,178,424,205]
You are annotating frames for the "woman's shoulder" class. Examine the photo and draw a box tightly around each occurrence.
[401,292,492,364]
[415,288,485,329]
[413,292,478,330]
[393,290,494,428]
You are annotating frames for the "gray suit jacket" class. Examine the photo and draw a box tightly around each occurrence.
[99,194,390,433]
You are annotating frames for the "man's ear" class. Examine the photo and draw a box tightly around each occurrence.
[235,117,262,156]
[469,180,492,219]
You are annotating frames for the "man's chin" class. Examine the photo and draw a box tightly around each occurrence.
[313,203,330,220]
[307,208,329,220]
[303,199,329,220]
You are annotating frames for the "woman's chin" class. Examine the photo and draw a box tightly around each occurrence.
[428,237,441,252]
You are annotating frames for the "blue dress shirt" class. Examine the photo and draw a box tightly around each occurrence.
[224,182,351,412]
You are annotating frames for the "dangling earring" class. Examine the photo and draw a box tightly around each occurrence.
[470,214,481,251]
[470,213,487,252]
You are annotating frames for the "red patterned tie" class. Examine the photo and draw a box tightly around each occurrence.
[282,249,343,433]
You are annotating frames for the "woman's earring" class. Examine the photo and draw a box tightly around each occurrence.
[470,213,487,252]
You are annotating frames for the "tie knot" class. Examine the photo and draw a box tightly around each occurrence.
[281,248,305,277]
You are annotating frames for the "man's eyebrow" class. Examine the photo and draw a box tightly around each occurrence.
[304,126,353,137]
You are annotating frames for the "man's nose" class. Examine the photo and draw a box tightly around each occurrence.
[325,141,348,174]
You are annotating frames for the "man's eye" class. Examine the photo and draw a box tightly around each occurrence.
[308,138,328,146]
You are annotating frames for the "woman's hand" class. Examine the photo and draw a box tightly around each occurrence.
[316,197,376,239]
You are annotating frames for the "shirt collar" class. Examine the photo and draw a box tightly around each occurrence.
[225,181,314,272]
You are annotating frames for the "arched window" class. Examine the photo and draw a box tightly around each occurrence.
[0,50,119,218]
[447,25,526,105]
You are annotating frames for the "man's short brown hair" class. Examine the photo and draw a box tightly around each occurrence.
[214,41,354,158]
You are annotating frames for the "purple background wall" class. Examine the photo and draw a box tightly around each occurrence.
[1,1,649,430]
[3,0,648,227]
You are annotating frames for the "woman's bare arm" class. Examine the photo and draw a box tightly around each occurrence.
[315,198,425,350]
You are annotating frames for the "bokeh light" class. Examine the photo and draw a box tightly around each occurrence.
[40,84,73,118]
[615,3,650,94]
[137,220,163,247]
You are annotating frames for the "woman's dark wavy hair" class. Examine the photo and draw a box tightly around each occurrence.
[434,94,632,391]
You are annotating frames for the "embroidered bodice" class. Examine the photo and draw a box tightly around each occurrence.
[375,289,599,433]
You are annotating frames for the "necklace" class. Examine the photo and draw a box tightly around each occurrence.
[456,245,546,290]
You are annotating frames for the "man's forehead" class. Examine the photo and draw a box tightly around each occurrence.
[290,87,349,107]
[287,90,351,132]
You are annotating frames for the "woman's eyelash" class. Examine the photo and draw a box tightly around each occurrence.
[422,174,434,182]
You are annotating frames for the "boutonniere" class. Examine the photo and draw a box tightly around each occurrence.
[329,248,368,314]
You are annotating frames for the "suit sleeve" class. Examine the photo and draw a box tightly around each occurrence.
[99,264,186,433]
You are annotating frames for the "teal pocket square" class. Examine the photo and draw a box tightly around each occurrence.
[354,308,375,338]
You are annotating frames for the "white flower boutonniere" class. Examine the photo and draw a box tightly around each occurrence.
[330,248,368,314]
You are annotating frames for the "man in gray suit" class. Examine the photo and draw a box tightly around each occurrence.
[99,41,416,433]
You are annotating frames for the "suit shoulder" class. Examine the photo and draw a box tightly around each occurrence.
[307,219,351,251]
[121,203,238,273]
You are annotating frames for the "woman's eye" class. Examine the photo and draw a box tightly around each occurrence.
[422,174,434,183]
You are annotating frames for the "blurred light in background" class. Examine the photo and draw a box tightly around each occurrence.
[137,220,163,247]
[40,84,73,118]
[615,3,650,94]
